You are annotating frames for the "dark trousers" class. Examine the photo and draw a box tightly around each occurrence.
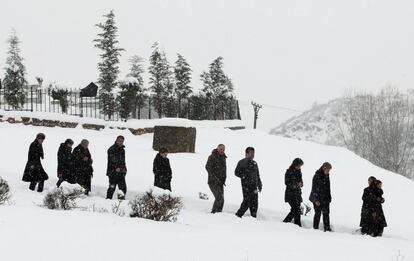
[313,202,330,230]
[283,201,302,226]
[106,175,127,199]
[79,176,92,194]
[208,183,224,213]
[29,181,44,192]
[236,186,258,218]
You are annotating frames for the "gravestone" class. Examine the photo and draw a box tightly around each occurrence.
[152,126,196,153]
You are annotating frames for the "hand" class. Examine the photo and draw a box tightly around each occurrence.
[315,201,321,207]
[381,198,385,203]
[116,168,121,173]
[298,182,303,188]
[83,156,89,161]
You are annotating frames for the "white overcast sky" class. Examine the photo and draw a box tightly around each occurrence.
[1,0,414,131]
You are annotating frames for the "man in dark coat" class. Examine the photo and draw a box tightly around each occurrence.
[283,158,304,227]
[360,176,377,235]
[205,144,227,213]
[153,147,172,191]
[371,180,387,237]
[309,162,332,232]
[56,139,76,187]
[22,133,48,192]
[235,147,262,218]
[73,139,93,195]
[106,136,127,200]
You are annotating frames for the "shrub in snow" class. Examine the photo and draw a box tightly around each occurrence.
[111,199,126,217]
[0,177,12,205]
[129,190,183,222]
[43,186,84,210]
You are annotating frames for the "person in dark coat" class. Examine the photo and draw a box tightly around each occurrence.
[22,133,48,192]
[56,139,76,187]
[309,162,332,231]
[205,144,227,213]
[283,158,304,227]
[106,136,127,200]
[359,176,377,235]
[153,147,172,191]
[235,147,262,218]
[371,180,387,237]
[73,139,93,195]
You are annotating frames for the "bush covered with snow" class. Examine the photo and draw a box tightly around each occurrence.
[0,177,11,205]
[43,187,84,210]
[129,190,183,222]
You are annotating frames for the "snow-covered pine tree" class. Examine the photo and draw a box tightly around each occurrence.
[93,10,124,120]
[148,43,172,117]
[174,54,192,118]
[127,55,147,119]
[200,57,234,120]
[163,52,176,117]
[3,30,27,109]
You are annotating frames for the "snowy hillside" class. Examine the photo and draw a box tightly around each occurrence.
[270,99,344,145]
[0,120,413,261]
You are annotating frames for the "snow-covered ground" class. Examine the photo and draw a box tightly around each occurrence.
[0,121,413,261]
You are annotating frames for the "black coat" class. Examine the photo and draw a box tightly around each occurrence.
[153,153,172,191]
[372,188,387,228]
[284,167,303,203]
[309,168,331,204]
[22,140,48,182]
[235,158,262,191]
[57,143,76,184]
[205,149,227,185]
[107,143,126,177]
[359,185,377,227]
[73,144,93,185]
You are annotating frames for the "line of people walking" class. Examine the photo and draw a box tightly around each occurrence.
[22,133,386,237]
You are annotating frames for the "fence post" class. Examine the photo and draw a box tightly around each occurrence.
[148,97,150,119]
[30,86,33,112]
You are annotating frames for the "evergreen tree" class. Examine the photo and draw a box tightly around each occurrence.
[200,57,234,120]
[148,43,172,117]
[3,30,27,109]
[117,81,137,121]
[93,10,124,119]
[174,54,192,118]
[127,55,147,119]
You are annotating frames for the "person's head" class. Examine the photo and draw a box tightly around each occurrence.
[36,133,45,144]
[321,162,332,176]
[115,135,125,147]
[159,147,169,158]
[368,176,376,186]
[245,147,255,159]
[290,158,304,170]
[80,139,89,148]
[65,139,74,149]
[217,144,225,155]
[375,179,382,189]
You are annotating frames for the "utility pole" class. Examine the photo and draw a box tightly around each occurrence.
[251,101,262,129]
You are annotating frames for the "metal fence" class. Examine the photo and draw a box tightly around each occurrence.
[0,87,241,121]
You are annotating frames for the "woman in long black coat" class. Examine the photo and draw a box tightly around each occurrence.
[73,139,93,195]
[360,176,377,234]
[371,180,387,237]
[153,148,172,191]
[56,139,76,187]
[283,158,304,227]
[22,133,48,192]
